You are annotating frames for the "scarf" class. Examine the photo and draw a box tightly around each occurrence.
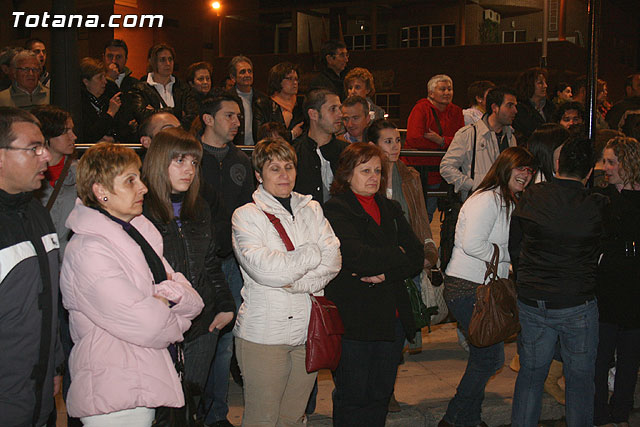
[272,93,296,127]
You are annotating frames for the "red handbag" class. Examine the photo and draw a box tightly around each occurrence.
[259,208,344,372]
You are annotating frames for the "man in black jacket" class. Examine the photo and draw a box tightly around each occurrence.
[226,55,269,146]
[293,89,347,205]
[509,138,608,427]
[197,95,254,427]
[0,107,63,427]
[310,40,349,101]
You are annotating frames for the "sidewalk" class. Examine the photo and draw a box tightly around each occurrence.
[226,322,640,427]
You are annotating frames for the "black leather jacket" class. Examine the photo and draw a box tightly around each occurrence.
[127,76,198,130]
[145,200,235,342]
[254,95,305,142]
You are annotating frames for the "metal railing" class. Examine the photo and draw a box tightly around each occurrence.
[74,142,450,197]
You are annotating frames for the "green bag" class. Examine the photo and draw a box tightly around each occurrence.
[405,277,439,330]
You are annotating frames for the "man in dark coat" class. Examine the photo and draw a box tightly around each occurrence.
[0,107,63,427]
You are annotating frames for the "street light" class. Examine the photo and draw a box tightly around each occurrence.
[211,2,222,57]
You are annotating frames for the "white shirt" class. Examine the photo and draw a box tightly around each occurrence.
[236,88,255,146]
[316,147,334,202]
[146,73,175,108]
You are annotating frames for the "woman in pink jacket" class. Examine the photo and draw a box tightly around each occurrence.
[60,142,204,426]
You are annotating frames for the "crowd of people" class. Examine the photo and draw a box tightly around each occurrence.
[0,36,639,427]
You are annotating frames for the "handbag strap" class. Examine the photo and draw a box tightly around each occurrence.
[259,207,295,251]
[483,243,500,284]
[45,155,73,211]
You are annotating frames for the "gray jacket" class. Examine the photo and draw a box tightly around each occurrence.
[440,118,516,200]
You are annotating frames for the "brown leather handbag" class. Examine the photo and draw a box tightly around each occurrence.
[468,244,520,348]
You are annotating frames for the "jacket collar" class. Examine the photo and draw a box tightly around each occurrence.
[253,184,312,217]
[0,188,32,212]
[476,115,513,139]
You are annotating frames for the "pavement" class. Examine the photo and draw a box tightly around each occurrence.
[225,322,640,427]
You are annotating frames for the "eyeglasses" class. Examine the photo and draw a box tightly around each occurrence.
[1,144,48,156]
[515,166,536,175]
[15,67,40,74]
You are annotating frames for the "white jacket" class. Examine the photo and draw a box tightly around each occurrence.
[440,119,516,200]
[232,186,341,346]
[445,189,511,284]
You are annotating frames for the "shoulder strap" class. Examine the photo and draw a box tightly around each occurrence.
[470,124,477,180]
[483,243,500,283]
[259,207,295,251]
[45,155,73,211]
[430,107,443,135]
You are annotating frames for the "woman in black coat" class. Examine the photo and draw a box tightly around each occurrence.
[323,143,423,427]
[141,127,235,408]
[593,136,640,427]
[254,62,305,142]
[512,67,556,145]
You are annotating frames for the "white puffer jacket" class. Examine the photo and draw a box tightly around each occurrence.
[232,186,341,346]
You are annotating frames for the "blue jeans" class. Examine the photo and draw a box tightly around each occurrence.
[443,294,504,426]
[511,299,599,427]
[202,256,243,424]
[424,183,440,223]
[332,319,405,427]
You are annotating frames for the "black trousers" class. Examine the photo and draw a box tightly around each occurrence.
[332,320,405,427]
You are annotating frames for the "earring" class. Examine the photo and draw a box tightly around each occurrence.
[103,196,108,202]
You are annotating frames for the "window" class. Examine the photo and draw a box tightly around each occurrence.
[502,30,526,43]
[344,34,387,50]
[374,93,400,121]
[401,24,455,47]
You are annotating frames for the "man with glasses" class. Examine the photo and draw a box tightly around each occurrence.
[310,40,349,101]
[0,107,63,427]
[0,50,50,110]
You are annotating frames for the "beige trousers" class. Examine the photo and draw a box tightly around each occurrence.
[236,337,317,427]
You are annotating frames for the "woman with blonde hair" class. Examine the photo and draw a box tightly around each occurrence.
[60,142,203,426]
[593,137,640,427]
[344,67,386,120]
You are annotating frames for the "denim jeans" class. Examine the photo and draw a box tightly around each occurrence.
[511,299,598,427]
[202,256,243,424]
[443,294,504,426]
[332,319,405,427]
[593,322,640,425]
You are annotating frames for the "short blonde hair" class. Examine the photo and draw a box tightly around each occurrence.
[77,142,141,208]
[344,67,375,97]
[252,138,297,174]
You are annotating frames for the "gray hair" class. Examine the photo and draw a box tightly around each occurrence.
[10,50,39,69]
[228,55,252,79]
[427,74,453,94]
